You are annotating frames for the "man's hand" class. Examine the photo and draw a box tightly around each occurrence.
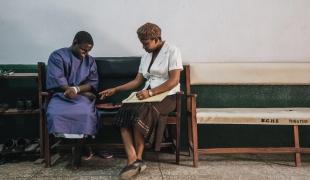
[99,88,117,100]
[136,89,150,100]
[64,87,78,99]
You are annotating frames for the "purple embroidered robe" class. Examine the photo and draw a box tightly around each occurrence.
[46,48,98,135]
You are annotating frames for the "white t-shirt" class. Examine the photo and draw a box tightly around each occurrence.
[138,42,183,95]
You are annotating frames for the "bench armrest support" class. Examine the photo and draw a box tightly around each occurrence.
[187,93,197,113]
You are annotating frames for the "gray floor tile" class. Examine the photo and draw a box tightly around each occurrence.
[289,176,310,180]
[30,176,119,180]
[0,162,43,178]
[1,153,310,179]
[163,175,231,180]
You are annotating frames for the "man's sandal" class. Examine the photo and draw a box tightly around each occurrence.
[83,146,94,161]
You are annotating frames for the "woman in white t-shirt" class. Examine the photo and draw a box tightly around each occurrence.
[99,22,183,179]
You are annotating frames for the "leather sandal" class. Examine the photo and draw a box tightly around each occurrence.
[15,138,31,152]
[96,150,113,159]
[119,162,140,180]
[2,139,16,153]
[82,146,94,161]
[135,159,147,173]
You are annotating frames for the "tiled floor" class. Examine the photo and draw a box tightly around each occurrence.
[1,152,310,179]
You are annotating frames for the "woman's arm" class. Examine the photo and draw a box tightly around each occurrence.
[116,73,145,92]
[150,69,181,95]
[136,69,181,100]
[99,73,145,99]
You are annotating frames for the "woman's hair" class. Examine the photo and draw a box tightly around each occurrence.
[137,22,161,41]
[73,31,94,45]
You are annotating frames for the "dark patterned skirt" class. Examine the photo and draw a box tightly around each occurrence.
[113,95,176,151]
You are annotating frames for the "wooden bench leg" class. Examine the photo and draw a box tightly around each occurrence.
[39,111,45,159]
[188,95,199,167]
[44,123,51,168]
[191,115,199,167]
[293,125,301,167]
[175,116,180,164]
[187,114,193,156]
[188,108,199,168]
[175,94,181,164]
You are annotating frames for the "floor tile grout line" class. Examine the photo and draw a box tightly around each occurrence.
[254,154,290,179]
[156,153,165,180]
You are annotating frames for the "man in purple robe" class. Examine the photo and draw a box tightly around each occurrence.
[46,31,98,168]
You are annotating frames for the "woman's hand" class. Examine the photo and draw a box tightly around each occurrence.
[136,89,150,100]
[99,88,117,100]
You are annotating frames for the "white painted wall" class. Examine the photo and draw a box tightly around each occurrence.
[0,0,309,64]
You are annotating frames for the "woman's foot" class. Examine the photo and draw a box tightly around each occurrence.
[135,159,147,173]
[119,162,140,179]
[119,160,147,179]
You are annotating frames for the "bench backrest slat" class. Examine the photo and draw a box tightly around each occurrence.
[189,63,310,85]
[185,63,310,108]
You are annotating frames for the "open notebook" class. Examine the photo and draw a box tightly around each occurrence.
[122,91,169,103]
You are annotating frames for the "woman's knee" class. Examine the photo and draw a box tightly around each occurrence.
[120,127,131,133]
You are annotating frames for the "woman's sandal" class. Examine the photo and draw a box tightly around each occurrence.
[135,159,147,173]
[120,162,140,179]
[119,160,147,179]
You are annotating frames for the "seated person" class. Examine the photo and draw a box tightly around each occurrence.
[46,31,99,168]
[99,22,183,179]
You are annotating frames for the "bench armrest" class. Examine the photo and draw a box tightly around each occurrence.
[176,91,184,95]
[41,92,50,97]
[39,92,51,111]
[187,93,197,113]
[186,93,197,98]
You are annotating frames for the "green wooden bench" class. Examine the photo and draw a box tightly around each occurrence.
[186,63,310,167]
